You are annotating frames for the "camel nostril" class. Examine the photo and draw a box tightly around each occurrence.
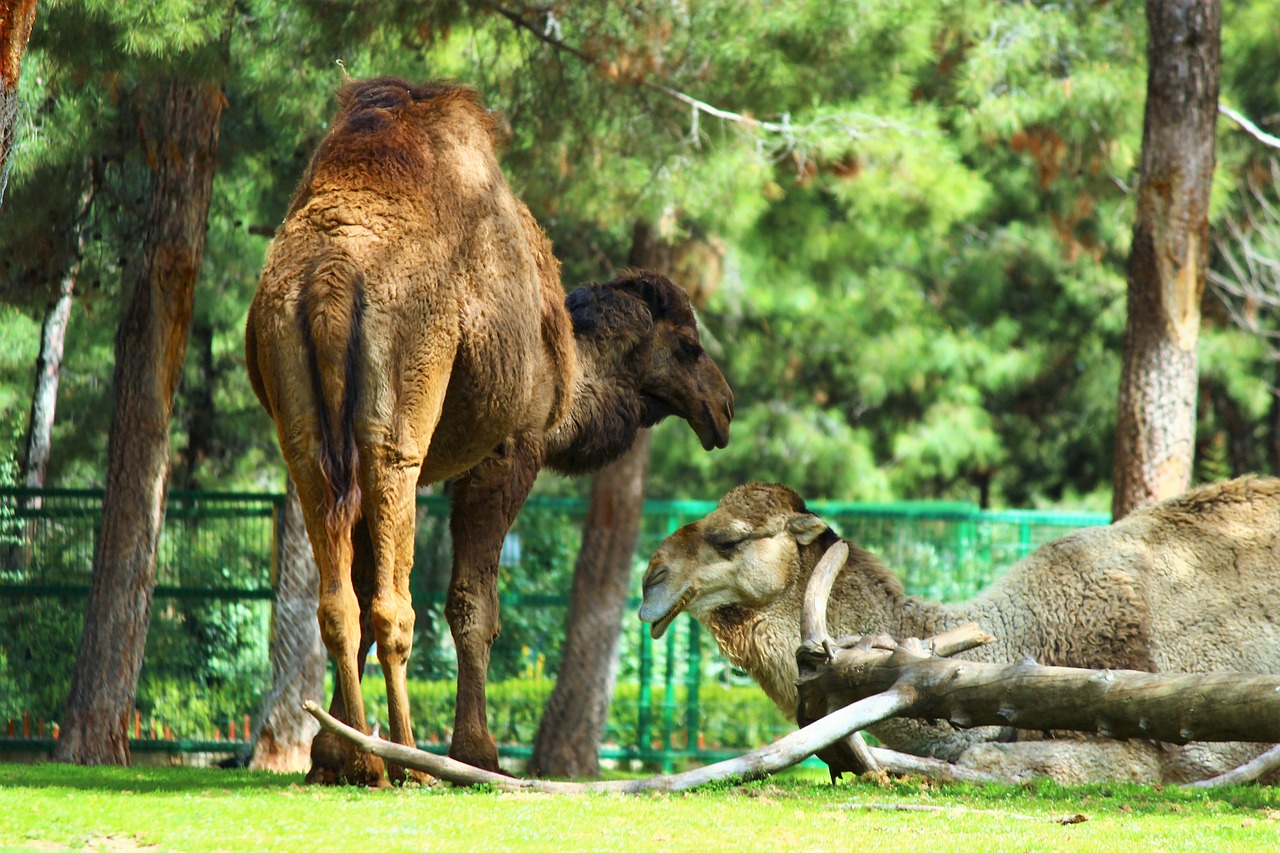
[644,565,668,591]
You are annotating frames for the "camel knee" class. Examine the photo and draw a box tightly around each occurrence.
[445,592,501,648]
[371,595,415,663]
[317,590,361,660]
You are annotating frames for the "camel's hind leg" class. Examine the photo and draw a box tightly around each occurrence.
[362,451,428,783]
[445,435,541,772]
[306,519,378,785]
[360,359,459,782]
[291,464,386,786]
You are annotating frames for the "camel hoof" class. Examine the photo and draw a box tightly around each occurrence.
[449,738,506,776]
[305,729,389,787]
[304,764,339,786]
[344,751,389,788]
[389,765,437,787]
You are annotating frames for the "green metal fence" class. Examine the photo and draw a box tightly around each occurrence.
[0,486,1108,766]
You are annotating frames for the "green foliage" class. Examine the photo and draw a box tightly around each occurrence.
[2,0,1277,507]
[356,675,790,753]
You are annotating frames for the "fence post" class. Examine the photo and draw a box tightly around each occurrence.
[685,617,701,754]
[637,620,652,763]
[661,619,678,774]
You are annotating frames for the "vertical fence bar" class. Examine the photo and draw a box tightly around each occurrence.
[660,618,678,773]
[637,620,652,761]
[685,617,701,753]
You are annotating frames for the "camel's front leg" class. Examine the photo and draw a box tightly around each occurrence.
[445,439,540,772]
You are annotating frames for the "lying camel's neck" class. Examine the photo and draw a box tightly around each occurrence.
[702,540,949,719]
[543,336,646,476]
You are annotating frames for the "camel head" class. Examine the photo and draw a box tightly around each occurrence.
[565,271,733,453]
[639,482,831,639]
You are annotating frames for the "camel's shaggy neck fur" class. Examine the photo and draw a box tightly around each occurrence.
[704,529,911,716]
[544,310,649,474]
[545,278,700,475]
[702,525,1157,719]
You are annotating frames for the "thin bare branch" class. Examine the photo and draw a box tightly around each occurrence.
[800,541,848,647]
[475,1,927,147]
[1220,103,1280,150]
[305,691,912,793]
[1186,743,1280,789]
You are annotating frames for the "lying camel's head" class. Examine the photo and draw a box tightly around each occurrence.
[639,482,831,639]
[566,271,733,454]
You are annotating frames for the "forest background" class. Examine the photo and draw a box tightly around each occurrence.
[3,0,1278,513]
[1,0,1279,774]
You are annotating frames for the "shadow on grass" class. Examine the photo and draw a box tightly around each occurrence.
[0,762,303,793]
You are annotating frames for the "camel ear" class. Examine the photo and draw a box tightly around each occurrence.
[787,513,828,546]
[565,286,600,335]
[613,272,675,319]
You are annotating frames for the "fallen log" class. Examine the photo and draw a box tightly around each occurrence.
[796,542,1280,782]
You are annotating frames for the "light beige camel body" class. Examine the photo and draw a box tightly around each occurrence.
[246,77,732,783]
[640,477,1280,783]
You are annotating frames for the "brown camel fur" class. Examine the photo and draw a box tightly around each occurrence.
[245,77,733,784]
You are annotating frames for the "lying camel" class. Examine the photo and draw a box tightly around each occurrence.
[246,77,733,784]
[639,477,1280,783]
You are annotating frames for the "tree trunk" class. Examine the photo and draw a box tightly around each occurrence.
[22,269,74,494]
[176,315,216,489]
[1112,0,1222,519]
[0,0,38,212]
[53,77,224,765]
[528,430,651,777]
[21,177,92,504]
[250,477,326,772]
[528,220,681,778]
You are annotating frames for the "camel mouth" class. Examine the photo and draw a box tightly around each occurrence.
[640,392,680,427]
[639,581,695,640]
[695,399,731,451]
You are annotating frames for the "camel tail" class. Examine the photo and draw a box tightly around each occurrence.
[297,253,366,542]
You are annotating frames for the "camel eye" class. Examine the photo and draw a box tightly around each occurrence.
[707,529,747,553]
[678,339,703,361]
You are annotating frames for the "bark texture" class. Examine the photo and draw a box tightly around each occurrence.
[1113,0,1222,519]
[54,78,224,765]
[22,271,74,493]
[795,630,1280,780]
[528,220,681,778]
[0,0,38,210]
[250,478,326,772]
[528,430,651,777]
[22,179,92,501]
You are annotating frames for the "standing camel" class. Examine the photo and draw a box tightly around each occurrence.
[245,77,733,784]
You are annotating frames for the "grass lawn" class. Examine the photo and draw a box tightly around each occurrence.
[1,763,1279,852]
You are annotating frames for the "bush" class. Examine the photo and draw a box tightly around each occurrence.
[359,675,792,753]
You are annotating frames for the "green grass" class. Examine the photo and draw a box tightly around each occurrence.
[1,763,1279,852]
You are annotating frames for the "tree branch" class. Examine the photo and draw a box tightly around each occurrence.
[1220,103,1280,150]
[474,1,923,146]
[305,692,911,793]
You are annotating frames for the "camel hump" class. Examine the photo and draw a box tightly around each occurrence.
[297,249,366,534]
[308,77,497,186]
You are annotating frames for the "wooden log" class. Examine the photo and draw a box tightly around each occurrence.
[798,636,1280,745]
[798,542,1280,782]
